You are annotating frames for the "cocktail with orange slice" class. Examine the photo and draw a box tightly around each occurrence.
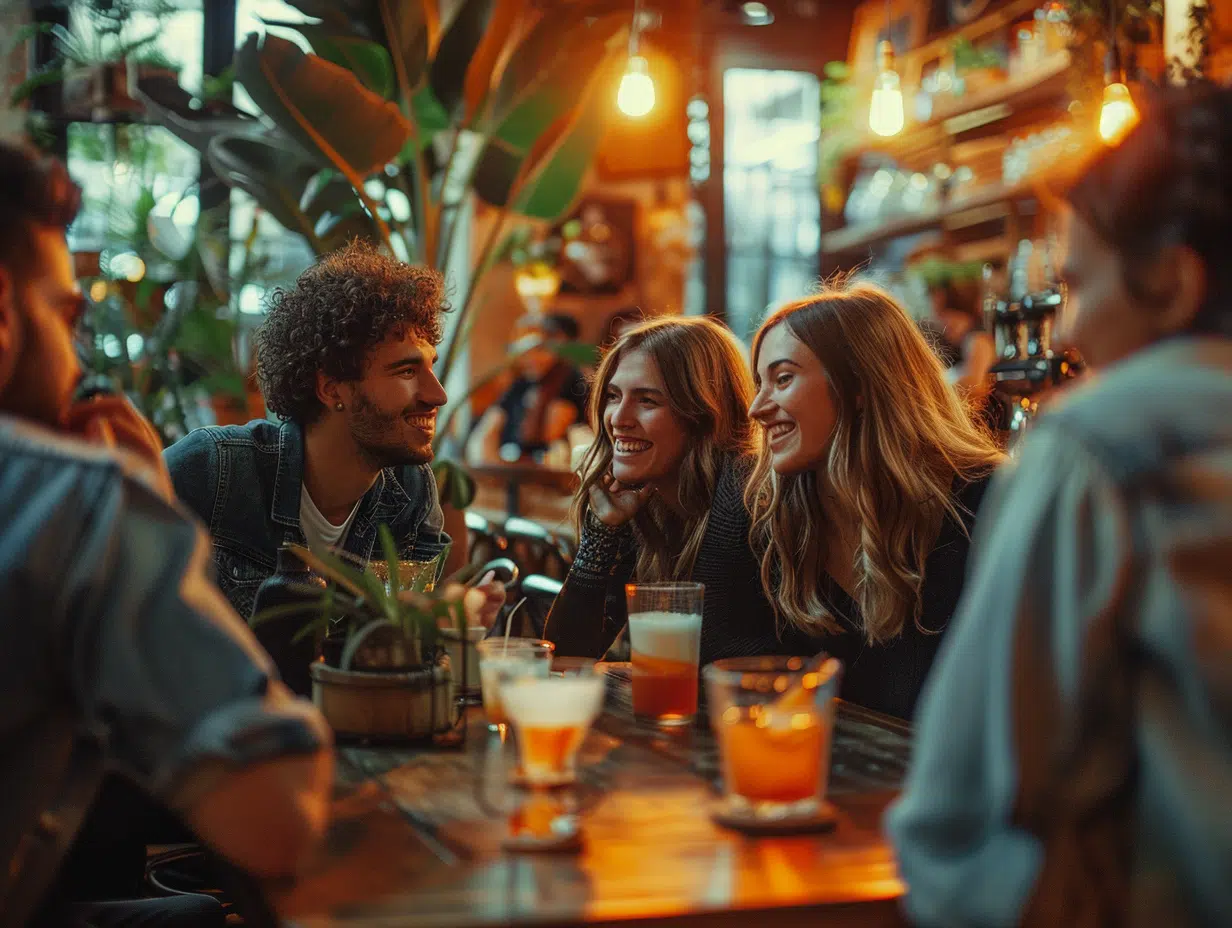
[704,655,842,818]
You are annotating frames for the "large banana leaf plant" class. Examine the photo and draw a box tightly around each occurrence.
[137,1,632,505]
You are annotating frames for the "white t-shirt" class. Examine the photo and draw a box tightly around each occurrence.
[299,484,362,553]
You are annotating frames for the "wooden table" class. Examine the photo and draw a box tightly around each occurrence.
[271,670,912,927]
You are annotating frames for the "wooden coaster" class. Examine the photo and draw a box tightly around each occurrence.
[501,799,583,853]
[501,825,583,853]
[710,800,838,836]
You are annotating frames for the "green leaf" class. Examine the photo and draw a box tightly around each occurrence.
[206,133,322,247]
[315,211,380,252]
[551,341,600,367]
[471,15,626,210]
[378,0,432,91]
[510,54,622,221]
[428,0,495,119]
[484,3,625,131]
[282,1,383,38]
[378,523,401,597]
[268,22,396,98]
[11,65,65,105]
[299,169,364,221]
[402,84,451,153]
[233,32,411,178]
[286,543,374,604]
[432,457,476,511]
[135,80,254,154]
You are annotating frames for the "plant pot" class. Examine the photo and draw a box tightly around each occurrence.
[309,661,456,739]
[62,61,142,119]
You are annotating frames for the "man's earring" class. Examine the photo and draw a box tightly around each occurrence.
[334,402,344,411]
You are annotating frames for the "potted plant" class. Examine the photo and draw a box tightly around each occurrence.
[253,526,487,742]
[135,1,648,519]
[11,3,175,122]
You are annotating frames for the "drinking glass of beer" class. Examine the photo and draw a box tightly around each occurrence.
[704,655,842,820]
[477,638,554,732]
[625,581,704,726]
[500,659,606,787]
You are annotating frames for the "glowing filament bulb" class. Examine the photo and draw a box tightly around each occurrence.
[1098,82,1139,145]
[617,56,655,118]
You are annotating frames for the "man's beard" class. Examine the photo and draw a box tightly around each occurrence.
[348,388,434,469]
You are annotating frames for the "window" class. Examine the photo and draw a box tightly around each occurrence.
[722,69,821,339]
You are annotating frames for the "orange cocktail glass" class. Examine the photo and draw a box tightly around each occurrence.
[626,582,704,727]
[704,656,842,818]
[500,660,605,787]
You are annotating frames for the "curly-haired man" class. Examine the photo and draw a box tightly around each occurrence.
[165,241,502,638]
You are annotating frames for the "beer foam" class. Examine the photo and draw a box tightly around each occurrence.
[628,611,702,662]
[501,677,605,727]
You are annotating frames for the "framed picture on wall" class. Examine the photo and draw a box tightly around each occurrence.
[554,197,637,296]
[848,0,930,74]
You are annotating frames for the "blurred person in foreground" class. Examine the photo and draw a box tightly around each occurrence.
[888,81,1232,927]
[0,144,333,926]
[165,241,502,626]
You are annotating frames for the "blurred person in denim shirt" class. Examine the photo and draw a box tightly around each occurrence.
[888,82,1232,928]
[0,143,333,928]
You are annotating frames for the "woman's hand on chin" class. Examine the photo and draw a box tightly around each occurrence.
[589,472,653,527]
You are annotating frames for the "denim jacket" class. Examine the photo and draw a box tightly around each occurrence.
[887,336,1232,928]
[164,418,448,619]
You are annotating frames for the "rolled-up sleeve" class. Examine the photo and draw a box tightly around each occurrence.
[57,462,330,805]
[885,425,1127,928]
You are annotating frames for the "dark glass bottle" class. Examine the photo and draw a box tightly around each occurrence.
[251,547,327,697]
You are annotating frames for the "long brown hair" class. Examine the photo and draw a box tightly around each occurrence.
[746,281,1004,643]
[574,316,755,581]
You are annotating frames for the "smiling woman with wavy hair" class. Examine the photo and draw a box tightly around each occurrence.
[746,280,1004,718]
[546,316,790,664]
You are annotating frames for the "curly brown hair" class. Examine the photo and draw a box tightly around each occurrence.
[255,240,448,424]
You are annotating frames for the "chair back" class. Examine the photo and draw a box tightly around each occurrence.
[503,517,572,581]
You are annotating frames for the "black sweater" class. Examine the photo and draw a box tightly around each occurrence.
[545,456,786,665]
[544,456,992,720]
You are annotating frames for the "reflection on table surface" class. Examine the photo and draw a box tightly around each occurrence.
[270,668,911,928]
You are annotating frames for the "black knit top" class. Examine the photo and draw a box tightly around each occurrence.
[544,455,992,720]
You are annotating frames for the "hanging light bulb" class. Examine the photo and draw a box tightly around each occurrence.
[1098,81,1139,144]
[869,40,905,137]
[617,0,656,118]
[617,55,656,118]
[1098,7,1138,145]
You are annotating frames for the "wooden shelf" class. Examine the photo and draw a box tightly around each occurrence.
[821,177,1044,256]
[844,50,1073,169]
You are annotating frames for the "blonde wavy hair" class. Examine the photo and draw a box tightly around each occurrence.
[746,282,1004,644]
[574,316,755,581]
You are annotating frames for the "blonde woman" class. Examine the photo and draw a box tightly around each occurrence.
[746,282,1005,719]
[545,317,782,662]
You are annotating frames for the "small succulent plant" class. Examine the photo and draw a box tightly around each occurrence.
[253,524,481,671]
